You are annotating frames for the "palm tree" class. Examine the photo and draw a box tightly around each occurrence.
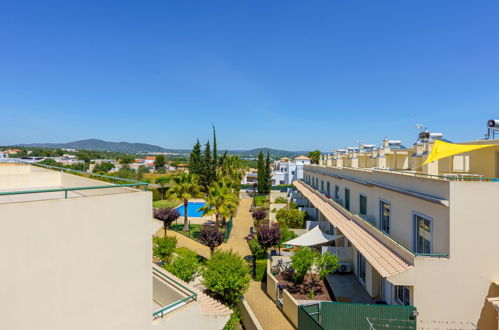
[218,155,246,183]
[166,172,203,231]
[200,179,239,227]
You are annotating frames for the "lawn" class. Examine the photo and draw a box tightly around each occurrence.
[153,199,181,209]
[170,223,203,241]
[254,195,269,206]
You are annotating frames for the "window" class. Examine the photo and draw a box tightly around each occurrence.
[395,286,410,306]
[345,188,350,211]
[414,214,432,254]
[357,251,366,283]
[321,180,324,192]
[379,201,390,234]
[334,185,339,199]
[326,182,330,196]
[291,171,295,175]
[359,195,367,216]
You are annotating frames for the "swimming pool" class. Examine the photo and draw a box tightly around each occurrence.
[176,202,206,218]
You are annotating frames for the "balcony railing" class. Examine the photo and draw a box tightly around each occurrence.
[308,164,499,182]
[152,266,197,319]
[0,162,148,199]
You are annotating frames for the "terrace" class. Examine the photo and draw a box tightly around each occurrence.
[0,162,148,204]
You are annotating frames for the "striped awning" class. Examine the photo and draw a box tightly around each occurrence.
[294,181,412,278]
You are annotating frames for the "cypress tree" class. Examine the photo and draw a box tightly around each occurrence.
[212,125,218,167]
[257,151,265,194]
[188,139,202,175]
[200,140,214,190]
[265,152,273,194]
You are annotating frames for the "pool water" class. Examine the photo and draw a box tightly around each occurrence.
[176,202,206,217]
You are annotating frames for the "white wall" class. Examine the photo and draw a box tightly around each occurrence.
[0,190,152,330]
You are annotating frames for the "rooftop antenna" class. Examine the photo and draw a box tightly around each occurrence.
[416,123,429,143]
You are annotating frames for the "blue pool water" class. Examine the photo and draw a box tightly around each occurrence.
[176,202,206,217]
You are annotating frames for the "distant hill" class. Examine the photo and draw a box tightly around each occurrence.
[18,139,307,158]
[228,148,303,159]
[19,139,185,154]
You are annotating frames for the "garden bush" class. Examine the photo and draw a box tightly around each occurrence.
[273,196,288,204]
[165,247,199,282]
[153,199,180,209]
[153,235,177,263]
[203,250,251,306]
[254,259,267,281]
[247,236,267,259]
[276,208,306,228]
[291,246,318,283]
[253,195,269,207]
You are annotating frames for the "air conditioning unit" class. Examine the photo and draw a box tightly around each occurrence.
[337,262,352,273]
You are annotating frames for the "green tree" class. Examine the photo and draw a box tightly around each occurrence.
[93,162,114,173]
[212,125,218,166]
[199,179,239,227]
[166,172,203,231]
[316,252,339,281]
[76,152,91,163]
[154,154,166,170]
[165,247,199,282]
[307,150,321,164]
[188,139,202,175]
[265,152,272,194]
[257,152,266,194]
[39,158,61,167]
[202,250,251,306]
[153,235,177,264]
[290,246,317,283]
[276,208,306,228]
[137,165,149,181]
[200,141,215,190]
[120,155,135,165]
[155,176,169,200]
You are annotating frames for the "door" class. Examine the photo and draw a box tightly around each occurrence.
[345,188,350,211]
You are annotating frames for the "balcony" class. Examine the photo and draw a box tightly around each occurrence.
[0,162,148,204]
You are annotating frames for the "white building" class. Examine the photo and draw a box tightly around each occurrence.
[0,163,231,330]
[271,155,311,185]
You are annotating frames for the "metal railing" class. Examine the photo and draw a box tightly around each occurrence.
[0,162,148,199]
[308,164,499,182]
[224,216,233,242]
[152,266,197,319]
[298,180,449,259]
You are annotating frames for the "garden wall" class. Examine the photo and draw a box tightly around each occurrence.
[237,299,264,330]
[266,259,300,328]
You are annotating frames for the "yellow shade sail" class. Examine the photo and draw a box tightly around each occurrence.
[422,140,495,166]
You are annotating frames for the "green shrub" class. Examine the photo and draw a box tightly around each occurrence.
[165,247,199,282]
[278,226,298,248]
[276,208,305,228]
[202,250,251,306]
[254,259,267,281]
[253,195,269,207]
[291,246,318,283]
[152,188,161,201]
[153,235,177,263]
[273,196,288,204]
[223,309,241,330]
[288,201,298,209]
[153,199,181,209]
[247,237,267,259]
[316,252,339,280]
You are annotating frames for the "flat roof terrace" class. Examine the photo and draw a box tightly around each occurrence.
[0,163,148,204]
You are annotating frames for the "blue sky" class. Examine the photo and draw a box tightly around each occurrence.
[0,1,498,151]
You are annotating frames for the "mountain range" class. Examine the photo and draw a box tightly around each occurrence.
[17,139,307,158]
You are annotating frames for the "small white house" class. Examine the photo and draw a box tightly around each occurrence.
[271,155,311,185]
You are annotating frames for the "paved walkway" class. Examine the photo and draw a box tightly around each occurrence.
[153,192,294,329]
[245,281,294,330]
[219,192,252,258]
